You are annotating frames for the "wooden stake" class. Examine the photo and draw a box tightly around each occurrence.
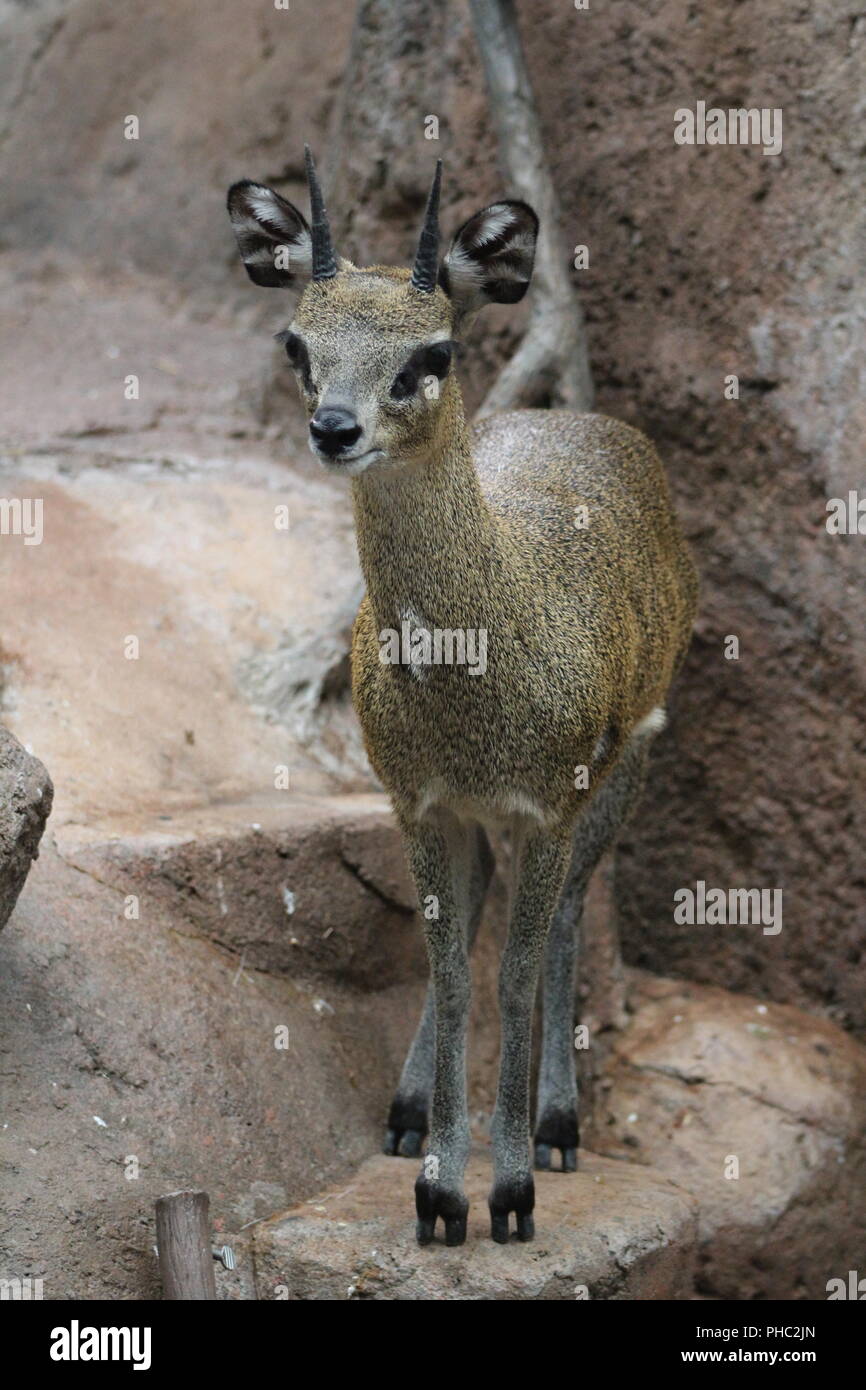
[155,1189,216,1300]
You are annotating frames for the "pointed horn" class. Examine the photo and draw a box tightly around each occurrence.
[304,144,338,281]
[410,159,443,293]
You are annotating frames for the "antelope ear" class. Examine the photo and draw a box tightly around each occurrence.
[439,200,538,317]
[226,180,313,288]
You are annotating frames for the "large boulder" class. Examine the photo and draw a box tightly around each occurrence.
[588,972,866,1299]
[0,726,53,930]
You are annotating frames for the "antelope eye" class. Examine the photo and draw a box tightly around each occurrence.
[282,332,304,365]
[390,366,418,401]
[390,341,454,401]
[423,342,452,378]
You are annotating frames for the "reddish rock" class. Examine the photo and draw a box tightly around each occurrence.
[588,972,866,1299]
[0,838,425,1299]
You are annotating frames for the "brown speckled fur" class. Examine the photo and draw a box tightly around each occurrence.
[350,380,698,833]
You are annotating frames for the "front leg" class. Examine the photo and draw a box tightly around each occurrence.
[385,823,493,1158]
[402,809,475,1246]
[490,824,572,1242]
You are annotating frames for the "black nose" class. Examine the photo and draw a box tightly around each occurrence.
[309,407,362,457]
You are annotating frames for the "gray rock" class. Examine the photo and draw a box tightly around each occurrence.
[0,725,53,931]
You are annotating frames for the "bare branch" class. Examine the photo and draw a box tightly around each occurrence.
[469,0,594,415]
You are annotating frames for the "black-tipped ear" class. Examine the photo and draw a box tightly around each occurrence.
[226,180,313,288]
[439,201,538,316]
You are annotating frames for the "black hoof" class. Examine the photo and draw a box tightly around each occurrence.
[415,1175,469,1246]
[534,1107,579,1173]
[489,1175,535,1243]
[384,1126,425,1157]
[384,1093,428,1158]
[534,1141,577,1172]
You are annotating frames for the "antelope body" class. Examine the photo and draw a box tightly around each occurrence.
[228,151,697,1245]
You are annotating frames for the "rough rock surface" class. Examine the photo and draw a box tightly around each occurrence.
[0,835,427,1300]
[0,726,53,931]
[588,972,866,1300]
[253,1148,698,1300]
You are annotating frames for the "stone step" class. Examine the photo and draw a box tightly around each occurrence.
[252,1148,698,1301]
[54,793,423,988]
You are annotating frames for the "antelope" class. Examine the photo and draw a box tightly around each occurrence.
[227,149,698,1246]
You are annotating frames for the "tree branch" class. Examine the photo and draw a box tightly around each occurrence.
[468,0,594,415]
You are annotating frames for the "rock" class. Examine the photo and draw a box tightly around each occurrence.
[0,835,427,1299]
[55,794,423,989]
[0,466,365,834]
[587,972,866,1300]
[0,725,53,931]
[253,1148,698,1300]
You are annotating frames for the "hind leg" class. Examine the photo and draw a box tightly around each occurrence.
[384,822,494,1157]
[534,871,584,1172]
[534,721,658,1171]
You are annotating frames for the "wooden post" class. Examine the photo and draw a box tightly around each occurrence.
[155,1189,216,1300]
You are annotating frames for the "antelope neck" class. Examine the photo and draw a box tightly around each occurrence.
[351,412,503,633]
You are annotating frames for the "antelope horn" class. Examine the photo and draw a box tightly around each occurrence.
[304,144,338,281]
[410,159,443,293]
